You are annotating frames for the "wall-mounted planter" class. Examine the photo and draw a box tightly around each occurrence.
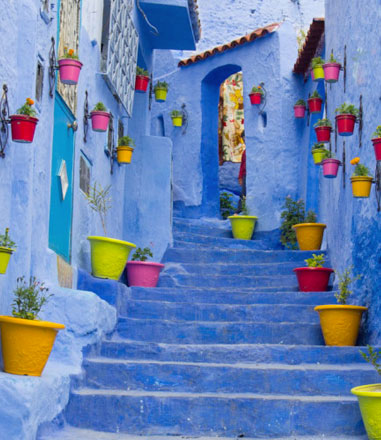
[308,97,323,114]
[312,66,324,81]
[350,176,373,198]
[0,247,14,274]
[90,111,110,132]
[155,89,167,102]
[315,126,331,143]
[322,158,341,178]
[336,114,356,136]
[323,63,341,83]
[172,116,183,127]
[10,115,38,143]
[371,138,381,161]
[135,75,149,93]
[249,93,262,105]
[312,148,327,165]
[126,261,165,287]
[294,105,306,118]
[58,59,83,85]
[117,146,134,164]
[314,305,367,346]
[228,215,258,240]
[351,384,381,440]
[292,223,326,251]
[293,267,333,292]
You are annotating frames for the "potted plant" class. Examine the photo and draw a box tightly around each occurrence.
[58,47,82,85]
[0,228,16,274]
[321,151,341,178]
[322,52,341,83]
[294,99,306,118]
[310,56,325,81]
[10,98,38,143]
[220,192,236,219]
[314,267,367,346]
[335,103,359,136]
[350,157,373,198]
[0,276,65,376]
[126,247,165,288]
[117,136,134,164]
[171,110,183,127]
[308,90,323,114]
[228,198,258,240]
[371,125,381,161]
[293,253,334,292]
[249,85,264,105]
[351,346,381,440]
[314,118,332,143]
[135,66,150,93]
[311,143,329,165]
[84,182,136,280]
[90,102,110,132]
[154,81,169,102]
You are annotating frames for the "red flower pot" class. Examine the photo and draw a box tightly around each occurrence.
[308,97,323,114]
[293,267,334,292]
[126,261,165,287]
[323,63,341,83]
[322,158,341,178]
[10,115,39,143]
[315,126,332,143]
[294,105,306,118]
[135,75,149,93]
[90,111,110,132]
[58,59,83,85]
[336,114,356,136]
[249,93,262,105]
[372,138,381,161]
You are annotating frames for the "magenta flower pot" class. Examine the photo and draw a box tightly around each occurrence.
[127,261,165,287]
[249,93,262,105]
[322,158,341,178]
[336,114,356,136]
[315,126,332,143]
[10,115,38,143]
[323,63,341,83]
[293,267,334,292]
[90,111,110,132]
[58,59,83,85]
[294,105,306,118]
[372,138,381,161]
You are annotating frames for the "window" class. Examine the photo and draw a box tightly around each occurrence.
[79,152,91,195]
[40,0,54,24]
[35,60,44,103]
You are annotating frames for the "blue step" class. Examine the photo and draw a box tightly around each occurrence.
[116,317,324,345]
[173,232,271,249]
[173,217,232,238]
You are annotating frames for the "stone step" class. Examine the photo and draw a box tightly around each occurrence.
[64,389,365,437]
[172,217,233,237]
[173,239,271,250]
[82,358,377,396]
[116,317,324,345]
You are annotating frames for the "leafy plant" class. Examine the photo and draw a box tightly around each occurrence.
[322,150,335,159]
[131,247,153,262]
[220,192,235,219]
[310,90,322,99]
[118,136,135,147]
[12,276,51,320]
[171,110,182,118]
[297,29,306,53]
[372,125,381,139]
[311,56,324,68]
[305,210,317,223]
[83,182,112,235]
[0,228,16,250]
[295,99,306,106]
[312,142,327,151]
[61,47,79,60]
[361,345,381,375]
[250,85,263,95]
[92,102,107,112]
[16,98,37,117]
[305,253,325,268]
[154,81,168,92]
[334,266,361,305]
[335,103,359,117]
[314,118,332,128]
[241,197,249,216]
[136,66,149,76]
[326,52,339,64]
[350,157,371,177]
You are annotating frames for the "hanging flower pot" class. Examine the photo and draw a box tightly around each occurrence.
[314,118,332,143]
[352,384,381,440]
[323,63,341,83]
[0,228,16,274]
[116,135,135,164]
[10,98,38,143]
[335,103,359,136]
[311,145,328,165]
[58,49,82,85]
[322,158,341,178]
[371,126,381,161]
[171,110,183,127]
[308,93,323,113]
[292,223,326,251]
[90,102,110,132]
[249,85,263,105]
[135,67,150,93]
[294,99,306,118]
[311,57,325,81]
[154,81,169,102]
[350,158,373,197]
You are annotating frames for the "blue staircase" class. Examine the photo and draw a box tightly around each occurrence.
[39,217,373,439]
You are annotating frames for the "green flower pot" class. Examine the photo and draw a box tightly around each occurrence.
[228,215,258,240]
[87,236,136,280]
[311,148,327,165]
[351,384,381,440]
[0,247,14,274]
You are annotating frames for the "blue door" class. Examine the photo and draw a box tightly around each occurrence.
[48,93,75,262]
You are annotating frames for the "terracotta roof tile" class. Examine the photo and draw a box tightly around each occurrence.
[178,22,281,67]
[293,18,325,74]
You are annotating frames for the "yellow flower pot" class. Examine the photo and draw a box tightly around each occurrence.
[351,384,381,440]
[0,316,65,376]
[292,223,326,250]
[117,146,134,164]
[311,148,327,165]
[172,116,183,127]
[312,65,324,81]
[228,215,258,240]
[155,89,167,102]
[351,176,373,198]
[87,236,136,280]
[0,247,14,274]
[314,305,367,346]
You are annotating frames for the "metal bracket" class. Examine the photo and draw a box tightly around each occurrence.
[181,103,188,135]
[149,73,153,111]
[376,162,381,212]
[342,141,346,188]
[324,82,328,115]
[343,45,347,94]
[258,82,267,116]
[358,95,363,148]
[335,116,338,153]
[83,90,90,143]
[307,92,310,127]
[0,84,10,158]
[48,37,58,98]
[104,112,117,175]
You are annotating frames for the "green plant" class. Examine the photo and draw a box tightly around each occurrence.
[118,136,135,147]
[326,52,339,64]
[295,99,306,106]
[83,182,112,235]
[335,103,359,117]
[12,276,51,320]
[220,192,235,219]
[322,150,335,159]
[297,29,306,53]
[92,102,107,112]
[241,197,249,216]
[312,142,327,151]
[314,118,332,128]
[361,345,381,375]
[154,81,168,92]
[311,56,324,68]
[250,85,264,95]
[61,47,79,60]
[305,210,317,223]
[350,158,371,177]
[0,228,16,250]
[171,110,182,118]
[305,253,325,268]
[334,266,361,305]
[373,125,381,139]
[136,66,149,76]
[131,247,153,261]
[16,98,37,117]
[310,90,322,100]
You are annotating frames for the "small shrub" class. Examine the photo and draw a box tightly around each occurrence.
[220,192,235,219]
[136,66,149,76]
[311,142,326,151]
[314,118,332,128]
[334,266,361,305]
[61,47,79,60]
[171,110,182,118]
[350,158,371,177]
[83,182,112,235]
[93,102,107,112]
[131,247,153,262]
[361,345,381,375]
[310,90,322,99]
[16,98,37,117]
[295,99,306,106]
[305,210,317,223]
[12,276,51,320]
[311,56,324,68]
[250,85,264,95]
[326,52,339,64]
[0,228,16,249]
[118,136,135,147]
[372,125,381,139]
[305,253,325,268]
[241,197,249,216]
[154,81,168,92]
[335,103,359,117]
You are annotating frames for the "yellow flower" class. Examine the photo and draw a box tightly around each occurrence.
[68,49,74,56]
[258,85,261,89]
[350,157,360,165]
[26,98,34,106]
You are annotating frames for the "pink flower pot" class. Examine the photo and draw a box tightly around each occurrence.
[293,267,334,292]
[315,126,332,143]
[336,114,356,136]
[294,105,306,118]
[308,98,323,114]
[323,63,341,83]
[135,75,149,93]
[58,59,83,85]
[249,93,262,105]
[90,111,110,132]
[322,158,341,178]
[127,261,165,287]
[10,115,39,143]
[372,138,381,161]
